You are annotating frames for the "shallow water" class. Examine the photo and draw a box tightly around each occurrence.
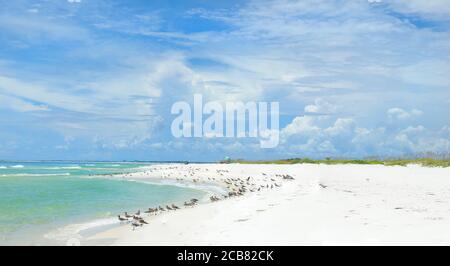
[0,161,206,245]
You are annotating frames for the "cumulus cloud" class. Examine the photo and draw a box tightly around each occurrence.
[277,98,448,158]
[324,118,355,136]
[281,116,320,138]
[304,98,338,114]
[281,114,449,158]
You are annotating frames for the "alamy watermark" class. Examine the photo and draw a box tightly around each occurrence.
[171,94,279,148]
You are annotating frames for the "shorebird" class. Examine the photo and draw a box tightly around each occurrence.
[158,206,165,211]
[166,205,173,211]
[319,183,327,189]
[131,221,141,230]
[184,201,193,207]
[135,210,140,216]
[191,198,199,203]
[171,204,180,209]
[210,196,220,202]
[124,212,133,218]
[118,215,128,222]
[144,208,156,214]
[283,174,295,180]
[138,218,148,225]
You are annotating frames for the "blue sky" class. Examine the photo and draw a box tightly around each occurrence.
[0,0,449,161]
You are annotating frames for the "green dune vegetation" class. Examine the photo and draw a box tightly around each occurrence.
[223,158,450,167]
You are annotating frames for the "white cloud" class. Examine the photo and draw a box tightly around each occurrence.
[0,15,89,41]
[324,118,355,136]
[278,98,447,157]
[281,116,321,138]
[304,98,338,114]
[387,107,423,120]
[389,0,450,18]
[0,95,50,112]
[399,60,450,88]
[0,76,97,114]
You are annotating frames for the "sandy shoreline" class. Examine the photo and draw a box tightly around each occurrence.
[87,163,450,246]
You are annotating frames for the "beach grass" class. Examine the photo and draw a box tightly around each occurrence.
[224,158,450,167]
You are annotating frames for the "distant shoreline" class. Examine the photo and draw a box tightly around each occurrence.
[224,158,450,167]
[2,157,449,167]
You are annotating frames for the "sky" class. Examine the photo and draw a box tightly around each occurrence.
[0,0,449,161]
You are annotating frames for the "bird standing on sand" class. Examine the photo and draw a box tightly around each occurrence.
[145,208,156,214]
[131,221,141,230]
[171,204,180,209]
[184,201,195,207]
[138,218,148,225]
[319,183,327,189]
[118,215,128,222]
[124,212,132,218]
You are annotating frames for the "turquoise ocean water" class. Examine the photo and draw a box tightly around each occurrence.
[0,161,206,245]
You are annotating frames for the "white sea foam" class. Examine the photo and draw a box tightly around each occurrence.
[62,166,81,169]
[44,217,119,243]
[47,166,81,170]
[128,178,226,197]
[0,166,6,169]
[11,165,24,168]
[0,173,71,177]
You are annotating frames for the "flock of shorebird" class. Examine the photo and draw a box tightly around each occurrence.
[117,199,199,230]
[116,166,295,230]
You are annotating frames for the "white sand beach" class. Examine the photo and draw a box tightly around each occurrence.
[88,163,450,246]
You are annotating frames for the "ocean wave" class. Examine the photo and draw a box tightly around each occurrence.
[0,173,71,177]
[44,217,119,242]
[11,165,24,168]
[46,166,81,170]
[0,166,6,169]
